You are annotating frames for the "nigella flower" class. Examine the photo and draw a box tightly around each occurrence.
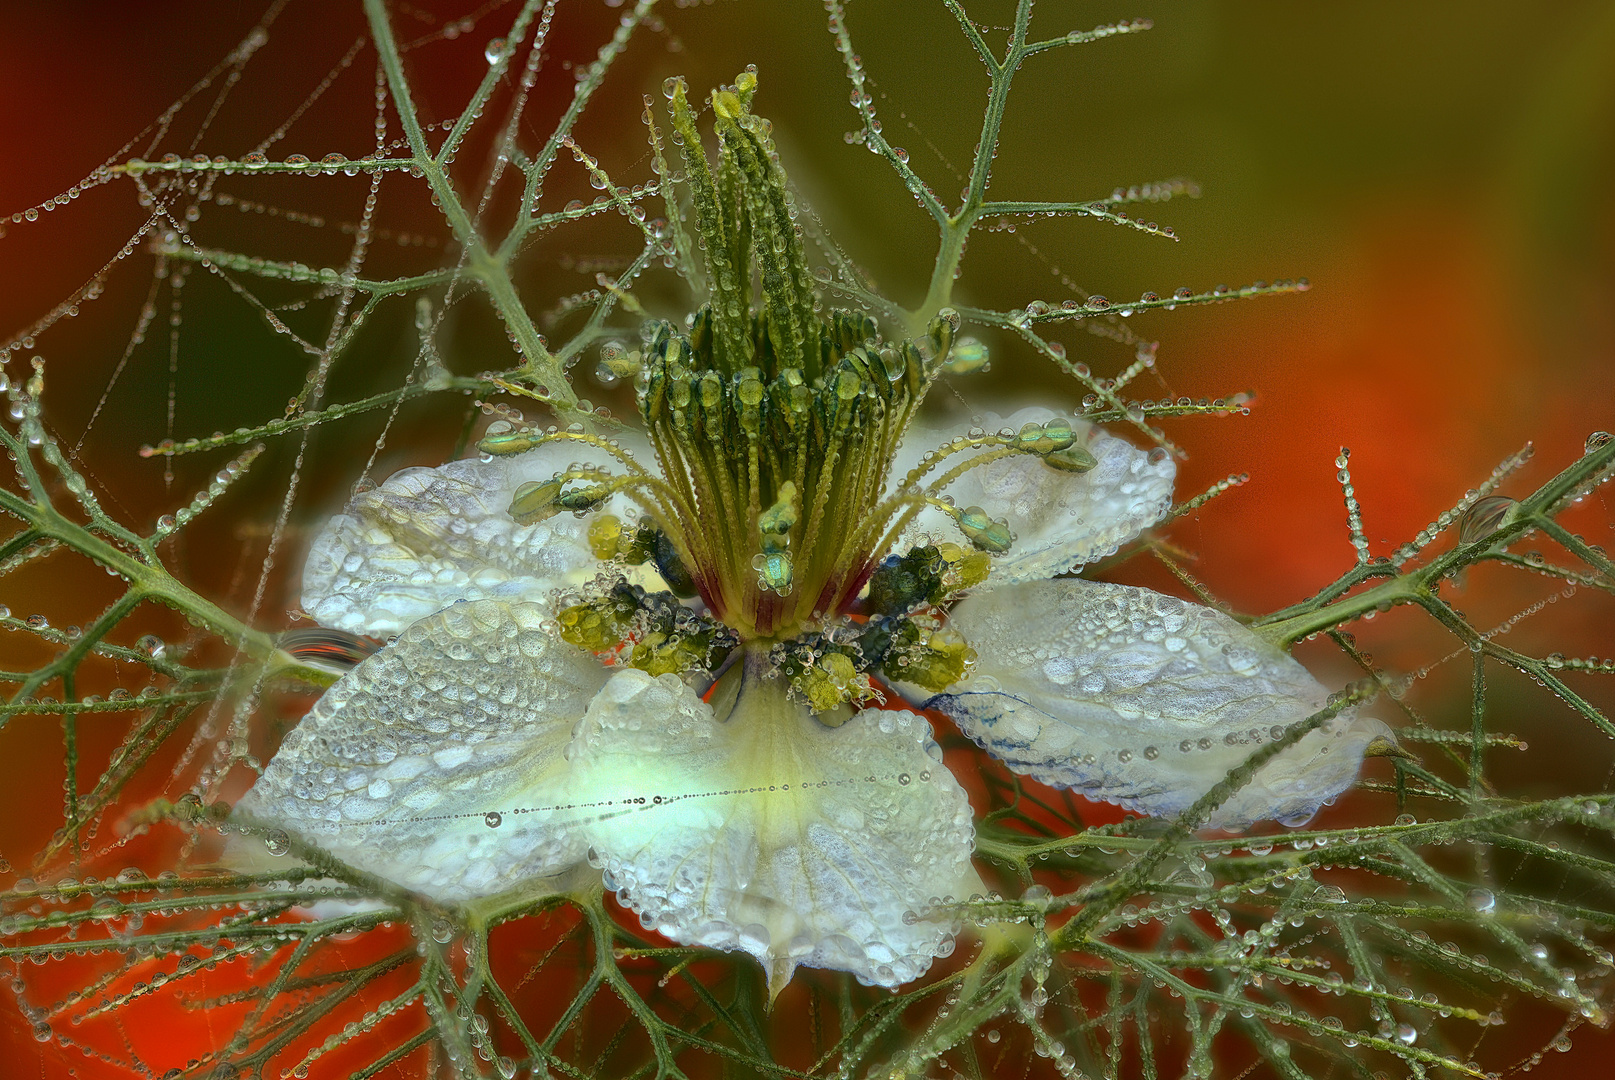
[234,76,1389,996]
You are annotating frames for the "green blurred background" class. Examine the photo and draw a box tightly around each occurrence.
[1,0,1612,1074]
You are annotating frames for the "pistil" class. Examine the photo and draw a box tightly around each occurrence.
[475,75,1091,708]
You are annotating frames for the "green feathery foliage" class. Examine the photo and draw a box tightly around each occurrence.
[2,3,1613,1078]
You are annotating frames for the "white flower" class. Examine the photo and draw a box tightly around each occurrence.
[234,76,1390,998]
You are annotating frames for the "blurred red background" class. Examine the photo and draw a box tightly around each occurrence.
[1,1,1612,1076]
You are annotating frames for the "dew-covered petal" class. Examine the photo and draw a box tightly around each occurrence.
[917,579,1390,829]
[302,436,651,636]
[891,407,1174,584]
[567,661,978,996]
[233,600,610,903]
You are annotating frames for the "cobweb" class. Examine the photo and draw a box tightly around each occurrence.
[2,2,1614,1078]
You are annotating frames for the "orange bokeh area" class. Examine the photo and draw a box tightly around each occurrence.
[3,1,1614,1078]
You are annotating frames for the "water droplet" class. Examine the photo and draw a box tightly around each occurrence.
[263,830,290,857]
[1466,888,1496,913]
[1459,495,1515,545]
[1312,884,1348,905]
[484,811,503,829]
[484,37,506,64]
[1585,431,1612,454]
[1396,1023,1417,1045]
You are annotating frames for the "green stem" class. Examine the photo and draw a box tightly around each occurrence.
[0,492,332,704]
[1255,574,1423,648]
[1254,434,1614,648]
[362,0,576,413]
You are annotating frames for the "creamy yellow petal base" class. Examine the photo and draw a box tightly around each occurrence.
[568,657,979,996]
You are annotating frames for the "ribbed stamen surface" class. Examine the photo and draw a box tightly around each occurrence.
[628,74,958,640]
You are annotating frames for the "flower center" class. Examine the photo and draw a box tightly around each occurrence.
[633,76,970,641]
[478,73,1099,707]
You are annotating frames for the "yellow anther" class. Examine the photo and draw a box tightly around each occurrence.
[630,633,688,677]
[897,628,977,692]
[630,631,721,677]
[952,551,992,590]
[589,515,626,560]
[557,603,630,653]
[794,652,865,712]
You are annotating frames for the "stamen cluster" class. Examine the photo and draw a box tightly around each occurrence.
[474,72,1100,708]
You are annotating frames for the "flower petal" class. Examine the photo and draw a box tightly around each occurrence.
[302,437,649,636]
[233,600,610,903]
[918,579,1390,829]
[567,662,978,996]
[892,407,1174,584]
